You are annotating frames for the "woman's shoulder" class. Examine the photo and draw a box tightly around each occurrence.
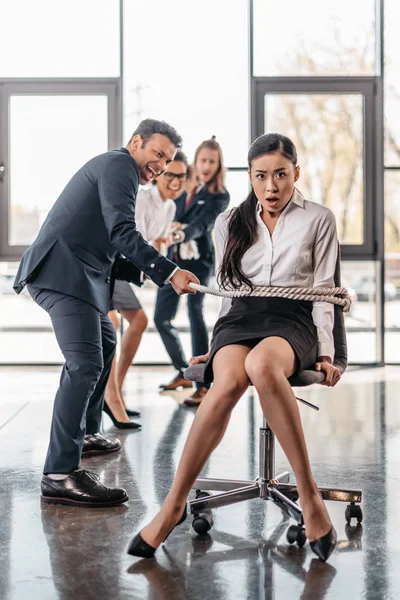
[215,207,235,230]
[303,197,336,223]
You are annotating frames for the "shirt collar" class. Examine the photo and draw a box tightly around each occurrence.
[256,187,305,213]
[150,184,165,206]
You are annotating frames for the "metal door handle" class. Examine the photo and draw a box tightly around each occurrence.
[0,163,4,183]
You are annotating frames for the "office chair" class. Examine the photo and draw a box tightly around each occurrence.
[184,254,363,547]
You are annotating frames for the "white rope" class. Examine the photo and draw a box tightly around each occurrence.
[189,283,351,313]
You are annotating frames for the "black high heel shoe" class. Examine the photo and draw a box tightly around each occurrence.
[126,408,141,418]
[103,403,141,430]
[309,526,337,562]
[127,505,188,559]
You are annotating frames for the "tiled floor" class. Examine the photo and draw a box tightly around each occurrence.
[1,365,400,599]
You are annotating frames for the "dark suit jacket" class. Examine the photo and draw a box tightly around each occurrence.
[168,185,230,275]
[14,147,176,314]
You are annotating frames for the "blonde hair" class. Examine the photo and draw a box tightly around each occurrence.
[189,136,226,194]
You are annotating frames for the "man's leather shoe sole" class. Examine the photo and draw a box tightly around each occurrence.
[41,493,129,508]
[81,445,121,457]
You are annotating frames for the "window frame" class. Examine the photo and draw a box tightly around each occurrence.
[0,78,122,261]
[252,76,383,260]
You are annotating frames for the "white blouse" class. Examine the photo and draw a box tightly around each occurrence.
[135,185,176,245]
[214,188,338,361]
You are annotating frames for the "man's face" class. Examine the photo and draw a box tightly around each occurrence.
[129,133,177,184]
[156,160,188,200]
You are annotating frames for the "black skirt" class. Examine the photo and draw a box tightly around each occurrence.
[110,281,142,311]
[204,297,318,384]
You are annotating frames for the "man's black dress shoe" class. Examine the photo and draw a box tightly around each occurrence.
[127,505,188,558]
[310,527,337,562]
[41,469,129,507]
[81,433,121,457]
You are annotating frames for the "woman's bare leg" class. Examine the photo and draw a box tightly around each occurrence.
[245,337,332,542]
[139,344,251,548]
[104,310,131,423]
[117,309,148,404]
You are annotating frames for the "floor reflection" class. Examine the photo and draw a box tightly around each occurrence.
[1,366,400,599]
[127,515,363,600]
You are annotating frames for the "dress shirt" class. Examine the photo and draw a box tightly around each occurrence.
[214,188,338,361]
[134,185,178,283]
[135,185,176,247]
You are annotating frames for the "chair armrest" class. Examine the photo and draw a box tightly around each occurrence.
[184,363,207,383]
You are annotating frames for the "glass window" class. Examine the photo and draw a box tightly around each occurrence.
[264,93,364,244]
[342,261,377,364]
[384,1,400,167]
[0,0,120,77]
[225,170,250,209]
[1,259,378,365]
[123,0,249,168]
[253,0,376,76]
[384,171,400,362]
[0,261,63,363]
[8,95,109,246]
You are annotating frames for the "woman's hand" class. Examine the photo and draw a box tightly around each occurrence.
[170,221,182,231]
[152,237,167,252]
[189,351,210,365]
[315,356,341,387]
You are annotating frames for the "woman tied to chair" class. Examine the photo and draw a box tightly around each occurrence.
[128,133,340,562]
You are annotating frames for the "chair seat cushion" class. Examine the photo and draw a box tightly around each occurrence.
[184,362,345,387]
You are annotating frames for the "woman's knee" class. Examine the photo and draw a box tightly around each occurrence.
[213,371,249,404]
[125,309,148,332]
[137,310,148,332]
[245,355,282,390]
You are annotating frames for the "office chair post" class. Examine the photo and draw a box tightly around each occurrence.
[259,417,275,482]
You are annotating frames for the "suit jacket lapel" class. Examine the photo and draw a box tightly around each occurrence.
[182,186,207,219]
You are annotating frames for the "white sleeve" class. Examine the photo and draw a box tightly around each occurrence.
[135,190,148,240]
[311,209,338,361]
[214,212,232,319]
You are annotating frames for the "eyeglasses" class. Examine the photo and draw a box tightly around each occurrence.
[163,172,187,182]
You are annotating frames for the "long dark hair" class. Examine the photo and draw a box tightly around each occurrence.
[218,133,297,290]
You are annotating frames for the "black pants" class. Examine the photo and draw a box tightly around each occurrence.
[154,270,210,389]
[28,287,116,474]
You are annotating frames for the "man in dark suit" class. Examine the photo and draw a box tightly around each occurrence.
[14,119,199,507]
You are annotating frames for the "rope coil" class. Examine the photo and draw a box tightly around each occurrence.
[188,283,351,313]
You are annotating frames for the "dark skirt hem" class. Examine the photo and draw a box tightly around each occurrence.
[203,297,319,385]
[204,332,317,384]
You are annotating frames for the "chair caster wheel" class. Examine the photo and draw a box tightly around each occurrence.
[345,503,363,524]
[193,511,214,535]
[193,491,214,535]
[286,524,306,547]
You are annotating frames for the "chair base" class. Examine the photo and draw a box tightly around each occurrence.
[188,421,363,542]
